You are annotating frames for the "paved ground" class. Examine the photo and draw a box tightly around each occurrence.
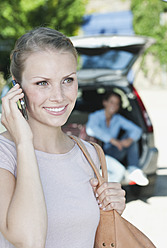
[123,88,167,248]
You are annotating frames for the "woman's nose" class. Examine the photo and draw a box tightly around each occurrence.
[49,85,64,103]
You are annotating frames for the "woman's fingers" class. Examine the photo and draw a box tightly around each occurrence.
[1,84,33,144]
[4,84,21,99]
[90,178,98,187]
[90,180,126,215]
[2,84,23,105]
[8,83,20,92]
[1,91,24,120]
[101,195,125,208]
[96,182,126,215]
[1,84,26,130]
[90,178,99,195]
[103,202,125,215]
[96,182,122,196]
[98,194,125,209]
[9,92,24,107]
[1,85,22,110]
[98,186,125,203]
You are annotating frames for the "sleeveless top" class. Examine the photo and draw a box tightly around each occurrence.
[0,135,100,248]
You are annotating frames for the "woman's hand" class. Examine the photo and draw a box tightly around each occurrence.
[120,138,133,148]
[1,83,33,145]
[90,179,126,215]
[110,138,123,151]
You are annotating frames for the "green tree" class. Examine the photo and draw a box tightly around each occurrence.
[0,0,87,77]
[131,0,167,66]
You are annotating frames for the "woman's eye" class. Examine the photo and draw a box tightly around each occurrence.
[37,81,48,86]
[64,77,74,84]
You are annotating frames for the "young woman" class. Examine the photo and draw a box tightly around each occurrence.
[86,91,149,186]
[0,27,125,248]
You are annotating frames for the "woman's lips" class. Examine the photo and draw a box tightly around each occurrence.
[44,105,68,115]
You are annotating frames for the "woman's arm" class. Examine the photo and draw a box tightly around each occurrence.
[119,115,142,142]
[0,84,47,248]
[86,111,111,143]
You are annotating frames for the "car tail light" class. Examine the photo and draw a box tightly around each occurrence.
[132,86,153,133]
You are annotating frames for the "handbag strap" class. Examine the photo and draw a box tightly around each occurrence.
[70,135,108,186]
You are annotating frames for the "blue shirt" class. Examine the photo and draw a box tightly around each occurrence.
[86,109,142,144]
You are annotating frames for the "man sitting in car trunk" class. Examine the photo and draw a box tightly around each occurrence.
[86,91,149,186]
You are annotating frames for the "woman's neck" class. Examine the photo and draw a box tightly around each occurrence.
[105,110,114,127]
[28,121,74,154]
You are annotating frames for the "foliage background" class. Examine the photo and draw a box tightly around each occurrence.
[131,0,167,66]
[0,0,87,83]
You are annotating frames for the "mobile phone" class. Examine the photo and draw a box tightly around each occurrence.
[12,80,28,120]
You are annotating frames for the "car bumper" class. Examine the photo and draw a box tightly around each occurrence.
[142,147,158,175]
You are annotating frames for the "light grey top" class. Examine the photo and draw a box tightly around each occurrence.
[0,135,100,248]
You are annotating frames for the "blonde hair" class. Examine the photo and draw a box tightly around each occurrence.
[10,27,78,83]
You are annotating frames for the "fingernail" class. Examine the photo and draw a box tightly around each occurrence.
[97,199,100,204]
[103,207,106,211]
[99,204,102,208]
[96,193,98,197]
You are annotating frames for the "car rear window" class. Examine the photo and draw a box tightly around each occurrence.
[78,50,133,70]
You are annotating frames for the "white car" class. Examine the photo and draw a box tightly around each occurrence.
[63,34,158,196]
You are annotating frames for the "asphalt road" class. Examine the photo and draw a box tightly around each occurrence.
[123,88,167,248]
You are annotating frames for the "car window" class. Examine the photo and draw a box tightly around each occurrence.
[78,50,133,70]
[75,87,132,113]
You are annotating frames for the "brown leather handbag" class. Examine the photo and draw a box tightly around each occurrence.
[70,135,156,248]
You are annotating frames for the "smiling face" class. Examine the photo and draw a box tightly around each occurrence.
[103,95,121,116]
[21,49,78,129]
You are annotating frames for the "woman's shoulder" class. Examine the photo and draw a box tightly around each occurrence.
[114,113,123,118]
[79,139,101,171]
[113,113,128,122]
[89,109,104,117]
[80,138,97,151]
